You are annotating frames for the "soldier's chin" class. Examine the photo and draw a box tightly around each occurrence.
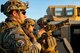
[19,20,24,24]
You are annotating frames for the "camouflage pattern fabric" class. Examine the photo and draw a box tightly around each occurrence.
[38,33,58,53]
[1,0,28,15]
[0,21,21,53]
[0,20,40,53]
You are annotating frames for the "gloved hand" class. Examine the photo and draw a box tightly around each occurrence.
[32,41,41,50]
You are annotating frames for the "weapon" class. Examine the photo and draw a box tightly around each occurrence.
[44,19,73,53]
[45,19,69,32]
[38,19,69,52]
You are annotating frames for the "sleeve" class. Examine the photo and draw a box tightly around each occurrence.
[1,27,18,53]
[2,26,41,53]
[23,43,41,53]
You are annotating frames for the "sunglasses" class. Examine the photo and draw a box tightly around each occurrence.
[21,11,26,15]
[30,24,34,27]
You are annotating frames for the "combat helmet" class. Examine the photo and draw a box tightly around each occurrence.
[1,0,29,16]
[37,15,54,28]
[24,18,35,26]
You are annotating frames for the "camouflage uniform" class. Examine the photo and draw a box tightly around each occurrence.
[37,17,73,53]
[22,18,41,53]
[22,18,37,42]
[37,18,58,53]
[0,0,41,53]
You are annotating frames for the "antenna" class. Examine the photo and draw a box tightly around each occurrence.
[26,1,29,8]
[0,6,1,11]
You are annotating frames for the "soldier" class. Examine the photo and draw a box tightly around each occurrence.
[37,17,73,53]
[0,0,41,53]
[22,18,41,48]
[37,18,58,53]
[22,18,37,42]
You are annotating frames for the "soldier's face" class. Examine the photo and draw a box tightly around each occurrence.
[28,24,34,32]
[12,10,26,24]
[19,10,26,24]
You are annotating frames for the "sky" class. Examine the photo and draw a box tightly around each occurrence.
[0,0,80,22]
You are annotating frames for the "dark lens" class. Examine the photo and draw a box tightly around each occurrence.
[22,11,26,15]
[32,25,34,26]
[31,24,34,27]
